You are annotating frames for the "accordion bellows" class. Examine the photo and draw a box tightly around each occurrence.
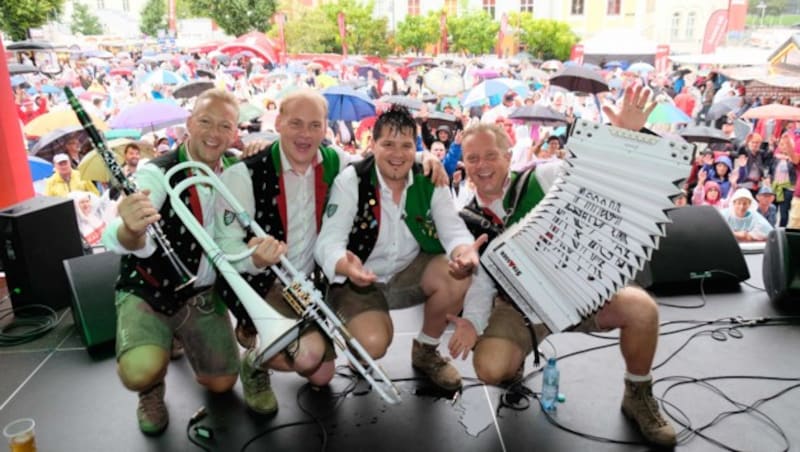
[482,120,695,332]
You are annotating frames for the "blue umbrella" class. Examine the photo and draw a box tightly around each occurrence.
[142,69,184,86]
[28,156,53,181]
[322,86,376,121]
[462,78,529,107]
[603,60,628,70]
[27,84,61,95]
[104,129,142,140]
[647,102,692,124]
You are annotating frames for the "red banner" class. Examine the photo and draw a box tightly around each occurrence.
[496,13,508,58]
[728,0,748,33]
[701,9,728,54]
[569,44,584,66]
[168,0,176,32]
[274,13,287,65]
[338,12,347,59]
[654,44,670,74]
[439,12,448,55]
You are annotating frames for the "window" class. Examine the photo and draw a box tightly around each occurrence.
[607,0,621,15]
[520,0,534,13]
[571,0,584,15]
[96,0,104,8]
[685,12,695,39]
[122,0,130,11]
[444,0,458,15]
[670,12,681,40]
[408,0,420,16]
[482,0,496,18]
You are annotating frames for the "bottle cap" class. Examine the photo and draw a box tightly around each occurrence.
[557,393,566,403]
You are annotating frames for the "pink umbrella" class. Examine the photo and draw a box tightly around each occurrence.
[741,104,800,121]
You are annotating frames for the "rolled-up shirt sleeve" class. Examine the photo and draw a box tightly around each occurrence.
[462,266,497,334]
[430,186,475,257]
[314,166,359,284]
[214,163,262,275]
[100,164,163,258]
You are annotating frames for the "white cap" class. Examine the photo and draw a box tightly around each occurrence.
[53,153,70,164]
[731,188,754,203]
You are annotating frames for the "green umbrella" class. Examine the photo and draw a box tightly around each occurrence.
[239,103,265,124]
[104,128,142,140]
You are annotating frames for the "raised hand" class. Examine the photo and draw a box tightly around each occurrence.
[446,313,478,360]
[448,234,488,279]
[338,251,377,287]
[602,85,656,132]
[422,151,449,187]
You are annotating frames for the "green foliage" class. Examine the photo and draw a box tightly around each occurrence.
[748,0,789,15]
[0,0,64,41]
[184,0,276,36]
[71,2,103,35]
[320,0,391,57]
[283,6,338,53]
[395,13,439,54]
[510,12,578,61]
[140,0,167,37]
[447,10,498,55]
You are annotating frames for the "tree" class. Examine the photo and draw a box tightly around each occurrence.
[186,0,277,36]
[748,0,789,15]
[71,2,103,35]
[282,6,338,53]
[447,10,498,55]
[395,14,438,54]
[0,0,64,41]
[140,0,166,37]
[320,0,391,57]
[510,13,578,61]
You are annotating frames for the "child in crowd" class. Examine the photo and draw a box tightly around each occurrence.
[722,188,774,242]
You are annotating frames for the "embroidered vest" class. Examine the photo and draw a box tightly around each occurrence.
[216,142,340,331]
[346,155,444,264]
[116,145,236,316]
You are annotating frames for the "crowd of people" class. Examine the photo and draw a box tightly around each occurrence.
[13,47,800,448]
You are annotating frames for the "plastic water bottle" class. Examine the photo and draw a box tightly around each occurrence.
[540,357,559,411]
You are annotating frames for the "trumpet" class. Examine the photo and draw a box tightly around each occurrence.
[161,161,402,405]
[63,87,198,294]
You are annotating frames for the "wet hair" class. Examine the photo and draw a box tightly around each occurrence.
[280,88,328,119]
[195,88,238,113]
[461,122,512,154]
[373,105,416,141]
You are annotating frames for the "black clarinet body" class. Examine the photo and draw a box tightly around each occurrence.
[64,87,198,294]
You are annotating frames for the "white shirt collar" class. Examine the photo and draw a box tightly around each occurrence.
[278,142,322,176]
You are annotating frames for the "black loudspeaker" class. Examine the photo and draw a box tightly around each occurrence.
[635,206,750,291]
[0,196,84,312]
[63,251,120,352]
[763,228,800,305]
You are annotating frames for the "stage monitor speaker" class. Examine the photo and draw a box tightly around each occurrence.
[635,205,750,292]
[763,228,800,306]
[63,251,120,352]
[0,196,84,312]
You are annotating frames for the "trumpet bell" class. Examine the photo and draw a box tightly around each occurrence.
[252,317,301,367]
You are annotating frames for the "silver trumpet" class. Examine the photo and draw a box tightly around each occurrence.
[161,161,402,405]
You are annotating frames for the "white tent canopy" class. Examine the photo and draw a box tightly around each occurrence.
[669,47,771,66]
[580,29,659,55]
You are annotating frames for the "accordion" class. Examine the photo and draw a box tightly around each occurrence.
[481,120,694,333]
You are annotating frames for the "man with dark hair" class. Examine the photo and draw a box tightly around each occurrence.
[315,106,485,391]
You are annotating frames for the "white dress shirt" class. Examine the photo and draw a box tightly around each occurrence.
[215,145,356,276]
[101,153,220,288]
[315,165,475,284]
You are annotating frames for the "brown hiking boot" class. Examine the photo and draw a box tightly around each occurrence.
[621,379,677,447]
[411,339,462,391]
[137,381,168,436]
[240,349,278,415]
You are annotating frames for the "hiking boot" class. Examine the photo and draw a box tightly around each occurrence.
[240,349,278,415]
[137,381,168,436]
[170,337,184,360]
[411,339,462,391]
[621,379,677,447]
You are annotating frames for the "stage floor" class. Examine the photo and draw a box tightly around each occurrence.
[1,253,798,452]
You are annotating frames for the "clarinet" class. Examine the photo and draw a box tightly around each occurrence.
[64,87,198,294]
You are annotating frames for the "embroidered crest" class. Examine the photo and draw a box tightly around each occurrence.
[326,203,338,218]
[223,210,236,226]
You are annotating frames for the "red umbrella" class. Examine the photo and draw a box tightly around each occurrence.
[741,104,800,121]
[109,67,132,76]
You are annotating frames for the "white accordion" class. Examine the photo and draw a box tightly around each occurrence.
[481,120,694,333]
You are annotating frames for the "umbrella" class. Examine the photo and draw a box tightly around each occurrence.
[340,78,367,90]
[315,73,339,88]
[423,68,464,96]
[29,126,89,162]
[549,66,609,94]
[239,103,265,124]
[27,84,61,95]
[196,69,216,79]
[142,69,184,86]
[679,126,732,144]
[322,86,376,121]
[109,67,132,77]
[741,104,800,121]
[24,110,108,138]
[357,66,384,79]
[628,62,655,74]
[520,68,549,81]
[462,78,530,107]
[242,131,279,145]
[107,138,156,159]
[82,49,113,59]
[603,60,627,70]
[78,150,121,183]
[508,105,568,126]
[472,69,501,80]
[540,60,563,72]
[110,101,189,130]
[647,102,692,124]
[105,129,142,140]
[6,40,54,51]
[173,80,215,99]
[707,97,743,121]
[8,64,38,75]
[223,67,246,76]
[420,111,459,131]
[28,155,54,181]
[408,61,437,69]
[378,95,424,111]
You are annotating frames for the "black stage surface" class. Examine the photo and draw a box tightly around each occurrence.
[1,253,799,452]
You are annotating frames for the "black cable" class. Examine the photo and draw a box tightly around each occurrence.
[0,304,64,346]
[187,407,211,452]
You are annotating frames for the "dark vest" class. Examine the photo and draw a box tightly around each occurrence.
[346,155,444,264]
[217,142,340,330]
[116,146,235,316]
